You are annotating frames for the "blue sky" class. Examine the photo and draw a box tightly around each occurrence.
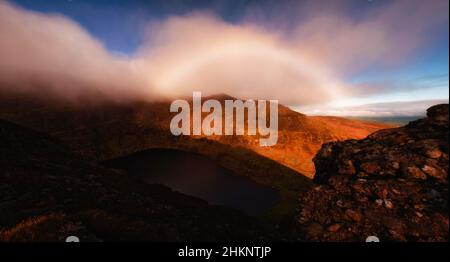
[5,0,450,116]
[11,0,254,53]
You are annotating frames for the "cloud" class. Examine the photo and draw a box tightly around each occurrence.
[0,1,152,103]
[298,99,449,117]
[135,13,347,105]
[285,0,449,75]
[0,0,448,106]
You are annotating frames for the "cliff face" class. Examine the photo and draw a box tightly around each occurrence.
[297,104,449,241]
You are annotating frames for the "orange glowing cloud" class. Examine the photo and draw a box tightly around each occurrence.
[137,14,347,105]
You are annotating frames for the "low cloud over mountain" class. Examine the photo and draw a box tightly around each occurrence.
[1,0,448,108]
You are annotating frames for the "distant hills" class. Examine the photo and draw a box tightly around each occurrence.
[348,116,423,126]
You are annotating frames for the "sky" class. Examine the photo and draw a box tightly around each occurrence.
[1,0,449,116]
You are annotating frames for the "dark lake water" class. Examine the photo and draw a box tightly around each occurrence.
[104,148,279,215]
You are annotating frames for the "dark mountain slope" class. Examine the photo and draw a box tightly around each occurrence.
[0,119,268,241]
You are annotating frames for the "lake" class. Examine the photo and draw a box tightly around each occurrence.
[104,148,279,215]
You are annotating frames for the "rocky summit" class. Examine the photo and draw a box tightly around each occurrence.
[297,104,449,241]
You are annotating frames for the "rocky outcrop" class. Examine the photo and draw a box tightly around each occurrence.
[297,104,449,241]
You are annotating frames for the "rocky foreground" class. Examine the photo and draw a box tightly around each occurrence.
[297,104,449,241]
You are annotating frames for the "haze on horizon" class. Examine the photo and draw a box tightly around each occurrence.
[0,0,448,117]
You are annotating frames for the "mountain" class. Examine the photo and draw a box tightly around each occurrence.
[296,104,449,241]
[0,94,390,220]
[0,91,447,241]
[0,119,268,241]
[0,94,390,180]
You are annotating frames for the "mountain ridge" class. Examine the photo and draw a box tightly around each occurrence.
[0,93,392,179]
